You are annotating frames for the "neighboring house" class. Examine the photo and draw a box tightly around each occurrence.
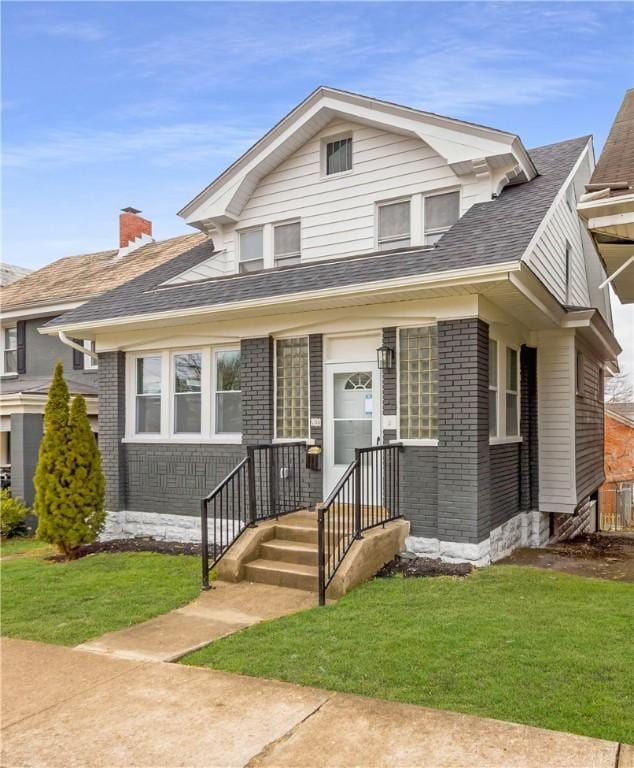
[599,403,634,531]
[41,86,620,567]
[0,209,202,505]
[0,264,32,287]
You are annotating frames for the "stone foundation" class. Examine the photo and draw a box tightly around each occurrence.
[101,509,241,544]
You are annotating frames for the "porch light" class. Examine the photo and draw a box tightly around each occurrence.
[376,345,395,370]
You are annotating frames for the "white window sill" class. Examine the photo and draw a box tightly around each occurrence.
[123,435,243,445]
[272,437,315,445]
[1,373,18,379]
[319,169,354,182]
[391,438,438,447]
[489,436,523,445]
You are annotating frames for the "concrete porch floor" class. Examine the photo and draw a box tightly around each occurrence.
[1,638,625,768]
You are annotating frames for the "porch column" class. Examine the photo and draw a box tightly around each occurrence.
[437,318,490,545]
[98,351,127,511]
[9,413,43,506]
[241,337,274,444]
[307,334,323,504]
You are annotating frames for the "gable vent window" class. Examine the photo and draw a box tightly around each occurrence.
[3,327,17,375]
[326,137,352,175]
[424,191,460,245]
[274,221,301,267]
[239,229,264,273]
[378,200,411,250]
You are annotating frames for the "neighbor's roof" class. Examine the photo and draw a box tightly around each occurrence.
[589,89,634,197]
[0,232,208,313]
[0,263,32,287]
[0,375,98,398]
[606,402,634,427]
[44,135,590,331]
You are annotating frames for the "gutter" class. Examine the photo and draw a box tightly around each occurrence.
[58,331,98,361]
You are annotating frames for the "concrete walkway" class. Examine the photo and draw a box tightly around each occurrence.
[75,580,316,662]
[1,638,625,768]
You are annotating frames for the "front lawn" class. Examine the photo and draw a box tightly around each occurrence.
[183,566,634,743]
[1,540,200,645]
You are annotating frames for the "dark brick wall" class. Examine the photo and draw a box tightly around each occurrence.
[125,443,246,515]
[520,345,539,511]
[489,442,521,530]
[400,446,438,537]
[9,413,43,506]
[437,318,490,543]
[241,337,274,444]
[575,345,605,500]
[98,351,127,511]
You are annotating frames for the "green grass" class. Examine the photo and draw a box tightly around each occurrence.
[1,542,200,646]
[1,537,53,558]
[183,566,634,743]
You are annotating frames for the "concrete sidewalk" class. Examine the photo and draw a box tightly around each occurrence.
[1,637,625,768]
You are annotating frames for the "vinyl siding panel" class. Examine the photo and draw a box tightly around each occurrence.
[575,341,605,500]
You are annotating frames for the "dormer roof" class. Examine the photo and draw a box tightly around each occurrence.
[178,86,537,230]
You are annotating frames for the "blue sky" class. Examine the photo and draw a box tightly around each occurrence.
[2,1,633,373]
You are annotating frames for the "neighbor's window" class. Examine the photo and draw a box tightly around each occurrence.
[378,200,411,250]
[424,191,460,245]
[489,339,498,437]
[399,326,438,440]
[576,351,585,396]
[276,337,309,438]
[505,347,519,436]
[325,137,352,175]
[215,350,242,434]
[136,356,162,434]
[173,352,202,433]
[597,367,604,403]
[84,340,98,370]
[239,229,264,273]
[274,221,301,267]
[3,327,17,374]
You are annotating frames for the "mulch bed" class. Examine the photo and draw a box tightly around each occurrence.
[46,537,204,562]
[377,555,473,579]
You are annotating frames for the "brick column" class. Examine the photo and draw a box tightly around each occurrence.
[98,351,126,511]
[241,337,274,444]
[307,334,324,504]
[437,318,490,543]
[381,327,397,443]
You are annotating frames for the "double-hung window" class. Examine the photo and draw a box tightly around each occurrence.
[239,229,264,273]
[274,222,301,267]
[84,340,98,370]
[325,136,352,175]
[505,347,519,436]
[135,356,162,433]
[398,326,438,440]
[378,200,411,250]
[489,339,498,437]
[215,350,242,434]
[173,353,202,433]
[3,327,17,374]
[275,337,309,439]
[424,191,460,244]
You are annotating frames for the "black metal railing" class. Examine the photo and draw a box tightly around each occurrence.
[317,443,402,605]
[200,442,307,589]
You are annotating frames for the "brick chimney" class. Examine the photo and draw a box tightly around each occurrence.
[119,207,152,248]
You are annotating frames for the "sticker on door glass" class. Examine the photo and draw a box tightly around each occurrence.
[364,393,373,416]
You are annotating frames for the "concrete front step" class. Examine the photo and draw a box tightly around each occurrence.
[260,539,318,567]
[274,523,318,544]
[244,559,318,592]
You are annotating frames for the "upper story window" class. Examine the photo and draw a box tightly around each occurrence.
[424,191,460,244]
[398,325,438,440]
[3,327,17,375]
[378,200,411,250]
[489,338,498,437]
[239,228,264,273]
[274,221,301,267]
[275,337,309,439]
[84,340,98,370]
[325,136,352,175]
[135,356,162,434]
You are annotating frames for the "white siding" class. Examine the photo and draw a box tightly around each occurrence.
[525,153,591,307]
[537,329,577,513]
[220,119,486,269]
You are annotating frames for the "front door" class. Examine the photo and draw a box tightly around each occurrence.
[323,362,380,497]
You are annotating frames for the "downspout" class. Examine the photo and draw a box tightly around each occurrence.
[58,331,98,361]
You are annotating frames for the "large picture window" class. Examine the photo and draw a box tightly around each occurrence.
[174,353,202,433]
[399,326,438,440]
[215,350,242,434]
[276,337,309,439]
[135,356,162,434]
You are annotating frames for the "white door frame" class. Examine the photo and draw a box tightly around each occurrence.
[323,359,381,499]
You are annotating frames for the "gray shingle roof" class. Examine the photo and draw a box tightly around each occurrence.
[45,135,590,330]
[0,375,98,397]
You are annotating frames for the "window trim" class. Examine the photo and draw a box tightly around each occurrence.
[273,335,311,441]
[422,188,461,245]
[2,325,18,376]
[396,322,439,445]
[488,336,523,444]
[376,197,412,251]
[83,339,98,370]
[320,132,353,178]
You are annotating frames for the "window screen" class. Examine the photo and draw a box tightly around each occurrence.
[215,350,242,434]
[136,356,162,433]
[274,222,301,266]
[326,137,352,175]
[239,229,264,272]
[174,353,202,433]
[424,191,460,244]
[378,201,411,250]
[399,326,438,440]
